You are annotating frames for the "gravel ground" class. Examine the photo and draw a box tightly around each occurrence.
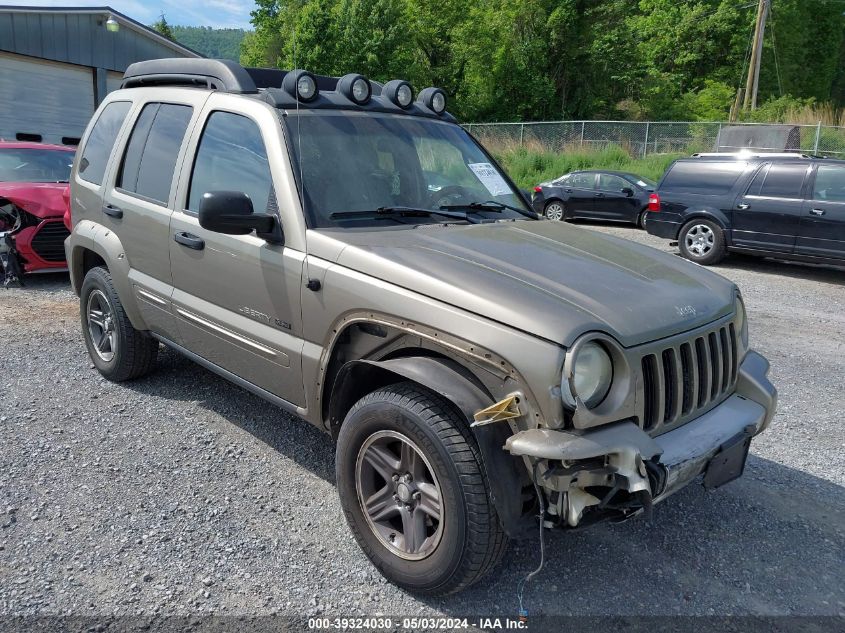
[0,224,843,622]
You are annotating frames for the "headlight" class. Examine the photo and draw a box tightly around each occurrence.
[736,296,749,346]
[562,341,613,409]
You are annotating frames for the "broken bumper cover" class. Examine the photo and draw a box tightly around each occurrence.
[505,351,776,524]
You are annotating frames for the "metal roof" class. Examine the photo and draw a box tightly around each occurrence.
[0,5,201,71]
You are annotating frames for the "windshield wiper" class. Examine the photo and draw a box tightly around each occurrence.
[330,206,480,224]
[441,200,538,219]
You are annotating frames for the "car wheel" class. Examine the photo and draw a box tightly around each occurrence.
[336,381,507,596]
[80,266,158,381]
[638,209,649,229]
[678,219,727,265]
[544,201,565,221]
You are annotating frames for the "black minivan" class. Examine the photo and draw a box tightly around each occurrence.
[646,153,845,266]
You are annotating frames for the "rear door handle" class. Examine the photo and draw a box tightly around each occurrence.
[594,192,605,197]
[810,208,826,216]
[102,203,123,219]
[174,231,205,250]
[736,203,750,210]
[564,188,573,193]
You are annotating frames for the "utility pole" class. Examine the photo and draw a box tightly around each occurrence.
[743,0,769,111]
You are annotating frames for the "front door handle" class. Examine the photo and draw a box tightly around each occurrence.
[594,192,605,197]
[564,188,573,193]
[102,203,123,219]
[736,203,750,210]
[174,231,205,250]
[810,208,826,216]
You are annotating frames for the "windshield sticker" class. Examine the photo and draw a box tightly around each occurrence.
[468,162,510,196]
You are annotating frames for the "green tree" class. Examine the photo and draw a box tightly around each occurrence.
[151,13,174,40]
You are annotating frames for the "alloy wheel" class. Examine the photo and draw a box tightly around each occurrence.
[355,430,444,560]
[545,202,564,221]
[86,289,117,362]
[685,223,715,257]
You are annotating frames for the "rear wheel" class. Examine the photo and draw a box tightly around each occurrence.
[80,266,158,381]
[336,382,507,596]
[637,209,649,229]
[544,200,565,221]
[678,219,727,265]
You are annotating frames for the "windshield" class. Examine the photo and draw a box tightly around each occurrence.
[283,111,531,227]
[0,148,74,183]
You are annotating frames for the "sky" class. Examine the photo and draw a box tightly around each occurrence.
[10,0,255,29]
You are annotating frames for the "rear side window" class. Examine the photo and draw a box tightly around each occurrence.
[187,112,271,213]
[118,103,193,205]
[78,101,131,185]
[755,163,807,199]
[812,164,845,202]
[568,173,595,189]
[661,161,746,194]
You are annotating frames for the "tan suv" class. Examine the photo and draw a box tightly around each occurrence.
[65,59,777,596]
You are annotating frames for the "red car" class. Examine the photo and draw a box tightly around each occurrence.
[0,141,74,285]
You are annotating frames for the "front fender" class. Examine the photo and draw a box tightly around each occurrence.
[330,356,534,538]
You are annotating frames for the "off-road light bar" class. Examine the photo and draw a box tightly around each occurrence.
[337,73,372,105]
[283,69,318,102]
[383,80,414,109]
[417,87,447,115]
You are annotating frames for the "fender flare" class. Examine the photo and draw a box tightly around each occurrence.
[330,355,533,538]
[68,220,147,330]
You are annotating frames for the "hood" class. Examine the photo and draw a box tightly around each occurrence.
[311,221,737,348]
[0,182,69,219]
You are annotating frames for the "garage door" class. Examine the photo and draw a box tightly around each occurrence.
[0,52,95,146]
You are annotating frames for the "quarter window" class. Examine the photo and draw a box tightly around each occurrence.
[118,103,193,205]
[188,112,272,214]
[78,101,131,185]
[812,165,845,203]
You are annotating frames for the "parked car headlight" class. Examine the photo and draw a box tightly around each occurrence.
[562,341,613,409]
[736,296,749,347]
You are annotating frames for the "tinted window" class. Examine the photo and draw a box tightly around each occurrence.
[662,161,746,194]
[79,101,131,185]
[746,164,770,196]
[757,163,807,199]
[812,164,845,203]
[568,173,595,189]
[188,112,271,214]
[598,174,627,191]
[118,103,192,205]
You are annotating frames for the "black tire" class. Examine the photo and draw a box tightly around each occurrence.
[544,200,566,221]
[678,218,727,265]
[336,382,507,596]
[80,266,158,381]
[637,209,649,229]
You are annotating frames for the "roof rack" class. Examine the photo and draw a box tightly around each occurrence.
[691,151,812,159]
[122,59,258,94]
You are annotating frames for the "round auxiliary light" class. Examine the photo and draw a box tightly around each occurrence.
[337,73,372,105]
[105,15,119,32]
[283,69,319,102]
[417,87,447,114]
[561,341,613,409]
[383,79,414,109]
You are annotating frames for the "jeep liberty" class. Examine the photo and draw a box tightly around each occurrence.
[65,59,777,596]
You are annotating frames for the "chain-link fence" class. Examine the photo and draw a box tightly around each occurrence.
[463,120,845,157]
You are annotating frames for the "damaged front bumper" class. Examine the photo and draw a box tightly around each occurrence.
[505,351,776,528]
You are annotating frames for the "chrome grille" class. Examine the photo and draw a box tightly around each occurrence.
[640,321,739,432]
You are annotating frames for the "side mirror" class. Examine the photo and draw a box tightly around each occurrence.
[198,191,283,244]
[621,187,634,197]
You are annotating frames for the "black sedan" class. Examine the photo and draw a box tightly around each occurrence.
[532,170,657,227]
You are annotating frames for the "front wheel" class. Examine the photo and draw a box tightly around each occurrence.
[544,200,565,221]
[336,382,507,596]
[678,219,727,265]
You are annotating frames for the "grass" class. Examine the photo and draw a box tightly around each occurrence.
[491,144,682,189]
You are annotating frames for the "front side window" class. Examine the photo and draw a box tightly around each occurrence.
[118,103,193,205]
[812,164,845,203]
[597,174,627,192]
[0,148,73,182]
[188,112,272,214]
[78,101,131,185]
[283,111,531,228]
